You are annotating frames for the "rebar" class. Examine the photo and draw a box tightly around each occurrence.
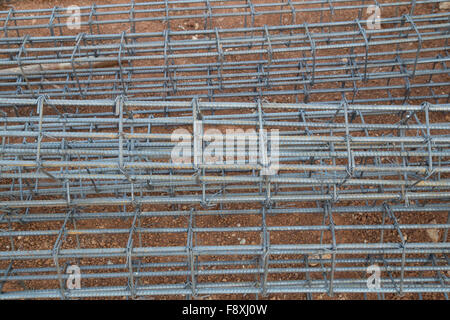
[0,11,448,103]
[0,0,448,300]
[0,97,448,299]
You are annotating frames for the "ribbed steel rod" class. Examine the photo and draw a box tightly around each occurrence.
[0,13,449,103]
[0,0,449,299]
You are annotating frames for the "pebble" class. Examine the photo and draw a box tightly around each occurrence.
[309,255,320,267]
[426,219,440,243]
[440,2,450,10]
[309,253,331,266]
[322,254,332,260]
[240,238,246,245]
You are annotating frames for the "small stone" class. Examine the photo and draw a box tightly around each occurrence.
[194,23,200,30]
[231,233,236,237]
[309,255,320,267]
[322,254,332,260]
[237,223,241,227]
[309,253,331,266]
[17,236,22,240]
[107,260,113,265]
[426,220,440,242]
[440,2,450,10]
[192,35,198,40]
[240,238,246,245]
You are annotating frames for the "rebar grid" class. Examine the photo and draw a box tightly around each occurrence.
[0,0,448,301]
[0,97,448,299]
[0,12,448,103]
[0,0,442,34]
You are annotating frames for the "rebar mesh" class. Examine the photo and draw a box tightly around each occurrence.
[0,0,442,33]
[0,9,448,103]
[0,0,449,300]
[0,97,448,299]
